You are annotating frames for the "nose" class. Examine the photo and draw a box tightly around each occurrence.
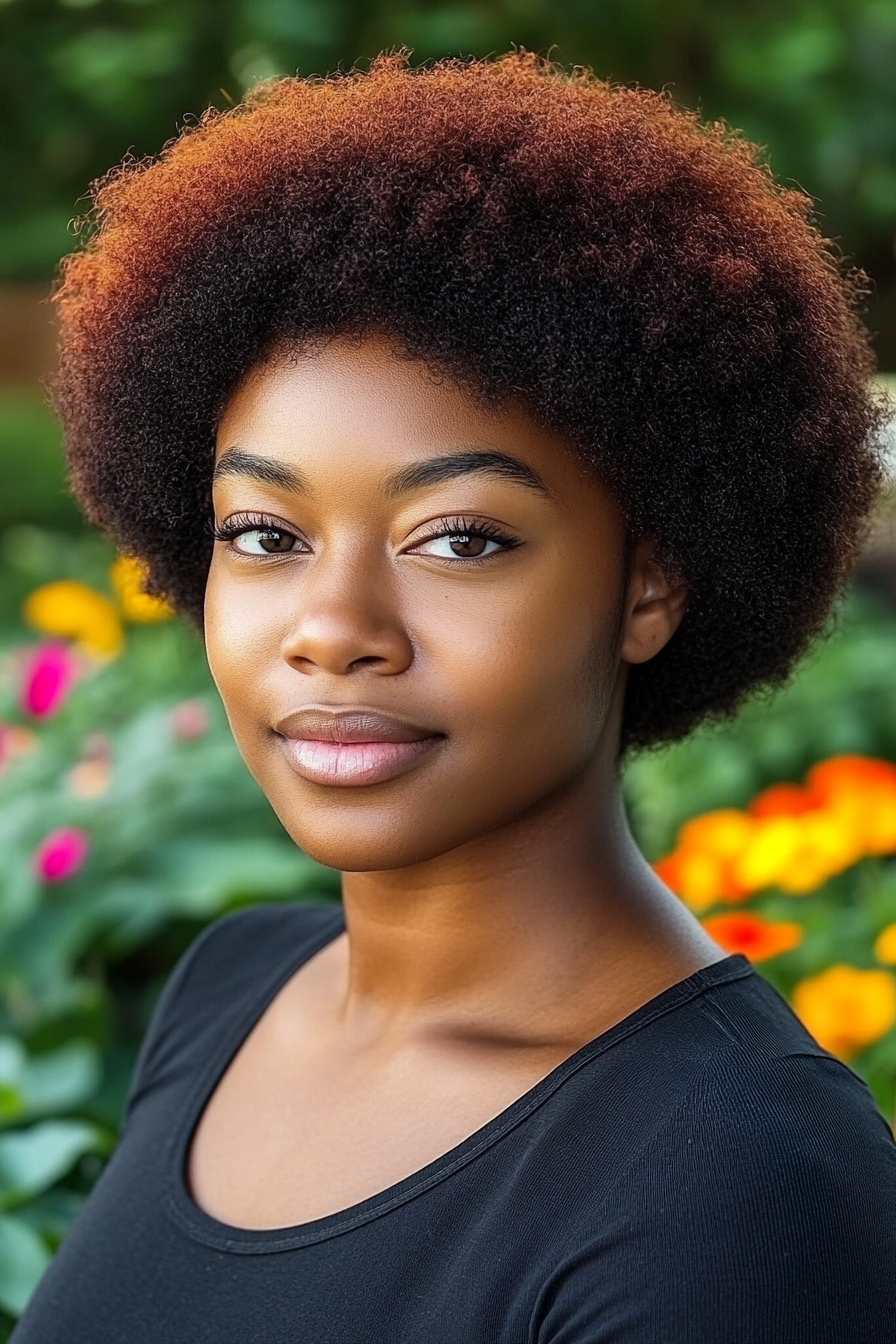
[279,546,414,678]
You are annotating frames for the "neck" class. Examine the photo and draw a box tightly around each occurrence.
[337,759,718,1045]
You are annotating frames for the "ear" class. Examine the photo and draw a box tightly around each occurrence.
[620,537,688,666]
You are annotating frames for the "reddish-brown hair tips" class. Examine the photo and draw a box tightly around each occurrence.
[53,52,883,749]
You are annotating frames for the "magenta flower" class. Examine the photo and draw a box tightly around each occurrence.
[33,827,89,883]
[21,643,78,718]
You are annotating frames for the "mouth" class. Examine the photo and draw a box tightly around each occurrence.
[273,707,445,788]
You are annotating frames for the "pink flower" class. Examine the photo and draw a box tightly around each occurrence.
[169,699,209,741]
[33,827,89,883]
[21,643,78,718]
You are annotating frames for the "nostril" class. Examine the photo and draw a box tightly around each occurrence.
[348,655,389,670]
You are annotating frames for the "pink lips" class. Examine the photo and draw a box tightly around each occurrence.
[275,709,443,787]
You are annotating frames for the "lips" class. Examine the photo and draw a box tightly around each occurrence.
[274,708,444,787]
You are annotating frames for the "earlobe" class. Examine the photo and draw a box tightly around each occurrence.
[620,541,688,666]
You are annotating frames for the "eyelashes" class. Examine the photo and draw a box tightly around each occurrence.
[211,512,293,544]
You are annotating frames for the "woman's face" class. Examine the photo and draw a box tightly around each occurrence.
[206,335,681,872]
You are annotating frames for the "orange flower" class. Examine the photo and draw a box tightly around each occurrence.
[701,912,802,962]
[807,756,896,857]
[748,783,815,818]
[791,964,896,1060]
[657,755,896,910]
[654,851,727,912]
[654,810,753,909]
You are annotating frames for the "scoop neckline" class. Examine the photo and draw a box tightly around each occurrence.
[166,903,754,1255]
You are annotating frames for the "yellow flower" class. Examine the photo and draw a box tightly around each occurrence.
[873,923,896,967]
[733,815,803,892]
[791,964,896,1060]
[110,556,173,623]
[23,581,123,659]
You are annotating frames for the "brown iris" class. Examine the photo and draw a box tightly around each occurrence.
[257,530,296,553]
[448,534,487,558]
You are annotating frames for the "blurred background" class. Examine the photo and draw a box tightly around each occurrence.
[1,0,896,1329]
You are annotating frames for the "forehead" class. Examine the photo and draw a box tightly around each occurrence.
[214,334,589,493]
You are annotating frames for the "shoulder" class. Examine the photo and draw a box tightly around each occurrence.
[122,901,342,1124]
[535,1044,896,1343]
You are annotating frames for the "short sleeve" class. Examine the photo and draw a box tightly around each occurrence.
[531,1052,896,1344]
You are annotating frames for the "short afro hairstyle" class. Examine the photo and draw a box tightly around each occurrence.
[53,52,883,751]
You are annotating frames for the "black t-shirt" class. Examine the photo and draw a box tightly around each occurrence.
[13,901,896,1343]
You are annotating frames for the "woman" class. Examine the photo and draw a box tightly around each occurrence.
[15,53,896,1343]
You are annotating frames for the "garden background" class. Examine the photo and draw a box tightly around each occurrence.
[2,0,896,1330]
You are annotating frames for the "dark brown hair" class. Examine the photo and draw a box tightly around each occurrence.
[53,52,883,749]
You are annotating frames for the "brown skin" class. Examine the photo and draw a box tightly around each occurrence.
[191,334,724,1229]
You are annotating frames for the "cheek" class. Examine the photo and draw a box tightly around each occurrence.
[203,565,281,739]
[414,562,622,778]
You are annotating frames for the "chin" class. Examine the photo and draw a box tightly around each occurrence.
[278,814,464,874]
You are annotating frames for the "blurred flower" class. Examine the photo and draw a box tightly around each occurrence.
[0,723,39,773]
[110,556,173,624]
[806,756,896,857]
[33,827,89,884]
[67,759,111,799]
[732,815,804,892]
[169,699,210,741]
[23,581,123,659]
[701,912,802,962]
[748,783,816,817]
[791,964,896,1060]
[20,642,79,717]
[873,923,896,966]
[653,809,752,910]
[655,754,896,906]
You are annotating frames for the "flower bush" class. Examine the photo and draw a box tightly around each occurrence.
[625,581,896,1136]
[0,531,338,1333]
[650,754,896,1067]
[0,524,895,1334]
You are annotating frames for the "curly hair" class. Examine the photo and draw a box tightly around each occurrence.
[52,52,883,750]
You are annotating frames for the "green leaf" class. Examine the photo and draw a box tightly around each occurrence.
[0,1121,100,1207]
[0,1038,25,1083]
[19,1043,101,1118]
[0,1214,50,1317]
[155,838,326,916]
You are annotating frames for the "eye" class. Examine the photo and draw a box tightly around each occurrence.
[414,533,502,559]
[406,516,521,562]
[212,515,308,555]
[233,527,303,555]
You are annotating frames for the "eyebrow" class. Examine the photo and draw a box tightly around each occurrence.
[384,451,549,498]
[213,448,310,493]
[212,446,549,499]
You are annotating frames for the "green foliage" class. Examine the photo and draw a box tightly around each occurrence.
[0,528,338,1334]
[0,394,78,535]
